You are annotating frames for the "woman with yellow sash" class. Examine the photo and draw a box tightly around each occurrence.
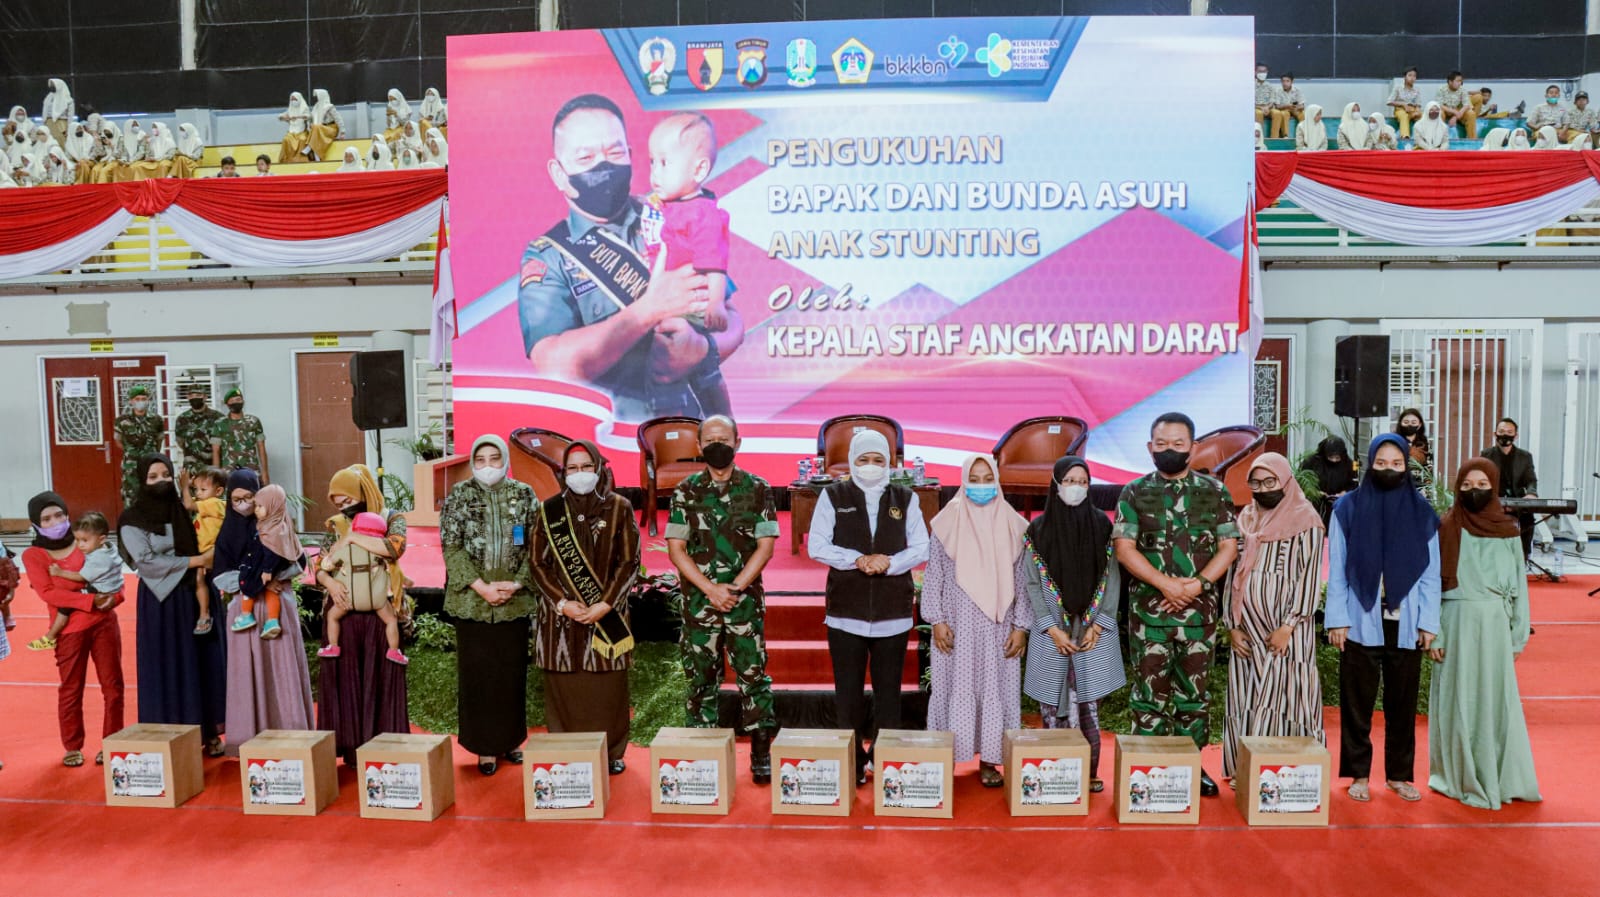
[383,89,413,149]
[307,89,344,162]
[278,92,311,162]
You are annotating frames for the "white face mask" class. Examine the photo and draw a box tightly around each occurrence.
[473,464,506,487]
[852,464,887,487]
[1058,483,1089,507]
[1256,71,1267,81]
[566,471,599,495]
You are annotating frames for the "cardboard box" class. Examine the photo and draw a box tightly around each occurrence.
[772,729,855,817]
[651,727,736,816]
[238,730,339,817]
[104,723,204,809]
[1003,728,1091,817]
[524,732,609,821]
[1115,735,1201,824]
[873,729,954,819]
[1235,736,1331,827]
[357,733,455,822]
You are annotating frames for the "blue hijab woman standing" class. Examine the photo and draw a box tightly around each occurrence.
[1324,434,1440,804]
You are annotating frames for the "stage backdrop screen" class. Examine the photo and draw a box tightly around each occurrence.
[447,16,1252,484]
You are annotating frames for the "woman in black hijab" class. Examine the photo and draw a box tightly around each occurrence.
[117,454,227,755]
[1300,435,1358,525]
[1020,456,1126,791]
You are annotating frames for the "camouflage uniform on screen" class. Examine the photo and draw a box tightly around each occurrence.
[114,405,166,507]
[665,468,780,734]
[211,413,266,472]
[175,406,223,475]
[1113,472,1239,749]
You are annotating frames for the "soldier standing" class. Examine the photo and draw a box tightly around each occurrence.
[665,414,780,783]
[210,388,269,482]
[113,386,165,508]
[174,387,223,477]
[1113,412,1239,798]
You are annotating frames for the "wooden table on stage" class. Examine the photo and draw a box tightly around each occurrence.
[788,482,943,555]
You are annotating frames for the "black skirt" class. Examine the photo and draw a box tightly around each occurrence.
[455,618,531,756]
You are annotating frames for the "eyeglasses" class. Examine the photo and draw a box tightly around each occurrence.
[1246,476,1280,490]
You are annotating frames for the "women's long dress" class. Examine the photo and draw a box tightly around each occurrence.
[1223,528,1325,778]
[317,510,410,760]
[921,534,1029,765]
[125,524,227,741]
[1428,532,1541,809]
[223,587,315,757]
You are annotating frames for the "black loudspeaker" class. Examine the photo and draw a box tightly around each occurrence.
[350,350,408,431]
[1334,335,1390,418]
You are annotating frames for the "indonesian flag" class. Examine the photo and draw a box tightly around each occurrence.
[1238,192,1263,357]
[428,203,456,367]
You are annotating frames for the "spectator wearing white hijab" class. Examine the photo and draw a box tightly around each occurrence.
[41,78,74,146]
[7,106,30,132]
[5,123,30,167]
[91,122,124,183]
[64,121,98,182]
[30,124,58,152]
[1253,121,1267,151]
[398,119,426,161]
[1479,128,1510,150]
[0,164,16,188]
[1508,128,1532,150]
[1335,102,1369,149]
[1533,126,1561,149]
[1412,101,1451,151]
[369,139,394,171]
[308,89,344,161]
[420,87,447,134]
[1366,113,1398,150]
[129,122,179,180]
[423,127,448,167]
[383,89,413,148]
[41,145,73,185]
[121,121,148,171]
[13,152,41,187]
[336,146,367,172]
[174,124,204,178]
[278,91,311,161]
[1295,105,1327,151]
[398,146,421,169]
[1567,132,1593,150]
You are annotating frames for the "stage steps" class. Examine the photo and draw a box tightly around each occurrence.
[721,592,923,689]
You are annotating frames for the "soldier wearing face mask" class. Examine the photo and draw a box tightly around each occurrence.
[210,388,269,482]
[175,388,223,477]
[1481,417,1537,560]
[113,386,166,509]
[517,93,746,423]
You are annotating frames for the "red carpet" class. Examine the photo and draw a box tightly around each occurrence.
[3,575,1598,896]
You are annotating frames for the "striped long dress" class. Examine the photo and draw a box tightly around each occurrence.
[1223,528,1325,778]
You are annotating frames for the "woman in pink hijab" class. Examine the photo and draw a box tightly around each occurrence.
[922,454,1031,787]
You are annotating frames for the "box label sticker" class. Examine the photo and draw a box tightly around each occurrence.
[1020,756,1084,806]
[778,757,842,806]
[531,761,597,810]
[364,761,423,810]
[109,751,166,798]
[246,758,306,805]
[658,758,720,806]
[1256,763,1322,814]
[1128,764,1192,814]
[881,760,944,809]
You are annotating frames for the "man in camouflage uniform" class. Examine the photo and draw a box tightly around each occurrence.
[113,386,165,508]
[1113,412,1239,797]
[174,387,223,477]
[210,388,269,481]
[665,414,780,783]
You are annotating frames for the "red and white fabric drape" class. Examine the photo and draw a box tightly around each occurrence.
[0,169,447,279]
[1256,151,1600,245]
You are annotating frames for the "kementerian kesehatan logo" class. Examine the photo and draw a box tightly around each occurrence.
[832,38,873,85]
[686,41,724,91]
[639,37,676,95]
[737,39,769,88]
[786,38,817,88]
[974,31,1060,78]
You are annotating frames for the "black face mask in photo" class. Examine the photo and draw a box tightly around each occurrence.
[564,160,632,221]
[1253,489,1285,510]
[189,397,205,410]
[701,442,736,470]
[1151,450,1190,475]
[1459,488,1494,512]
[1496,435,1515,447]
[1397,424,1420,438]
[228,401,244,413]
[1370,468,1406,491]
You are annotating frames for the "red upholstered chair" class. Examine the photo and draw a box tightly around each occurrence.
[816,415,904,477]
[992,416,1090,501]
[509,427,572,502]
[1189,425,1268,507]
[637,416,703,536]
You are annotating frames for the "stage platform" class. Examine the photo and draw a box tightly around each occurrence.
[3,574,1598,896]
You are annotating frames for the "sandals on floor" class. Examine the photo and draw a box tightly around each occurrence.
[94,751,104,766]
[63,751,85,767]
[979,764,1004,788]
[1388,781,1422,802]
[478,757,499,776]
[1090,778,1105,793]
[205,738,226,758]
[1347,781,1371,802]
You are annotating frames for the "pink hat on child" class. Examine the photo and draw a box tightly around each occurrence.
[352,512,387,539]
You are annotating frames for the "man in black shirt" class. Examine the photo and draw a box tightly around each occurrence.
[1482,417,1538,560]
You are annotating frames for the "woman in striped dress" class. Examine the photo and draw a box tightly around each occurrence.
[1022,456,1125,792]
[1223,452,1326,781]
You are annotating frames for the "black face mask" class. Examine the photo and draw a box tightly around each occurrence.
[340,502,367,519]
[1326,455,1344,465]
[1397,424,1420,438]
[1151,450,1190,476]
[228,402,244,414]
[1459,488,1493,512]
[1253,489,1286,510]
[142,480,177,501]
[1496,435,1515,447]
[701,442,736,470]
[189,397,205,410]
[1370,468,1406,491]
[563,160,632,221]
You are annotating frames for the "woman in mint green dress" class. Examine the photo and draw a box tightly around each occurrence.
[1427,458,1541,809]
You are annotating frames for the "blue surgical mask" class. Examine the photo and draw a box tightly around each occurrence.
[1548,97,1560,105]
[965,485,998,506]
